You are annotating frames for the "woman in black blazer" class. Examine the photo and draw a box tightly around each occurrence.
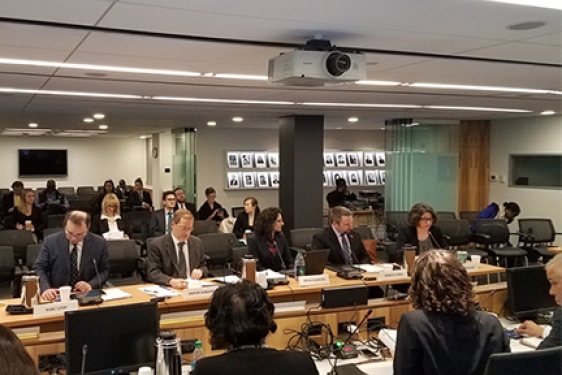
[247,207,293,271]
[233,196,260,239]
[197,187,228,223]
[91,193,132,239]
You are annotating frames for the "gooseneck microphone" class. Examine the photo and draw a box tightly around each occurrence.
[92,259,103,290]
[344,309,373,344]
[81,344,88,374]
[428,231,442,249]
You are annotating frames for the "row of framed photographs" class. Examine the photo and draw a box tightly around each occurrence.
[225,170,386,190]
[227,152,278,169]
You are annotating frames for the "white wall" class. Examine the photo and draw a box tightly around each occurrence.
[0,136,147,190]
[490,116,562,243]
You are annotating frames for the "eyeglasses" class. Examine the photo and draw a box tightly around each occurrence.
[420,217,434,223]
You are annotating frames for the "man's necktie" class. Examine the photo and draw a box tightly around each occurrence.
[69,244,79,286]
[177,242,188,278]
[167,211,173,234]
[341,233,353,265]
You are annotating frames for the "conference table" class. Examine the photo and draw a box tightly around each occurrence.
[0,264,507,369]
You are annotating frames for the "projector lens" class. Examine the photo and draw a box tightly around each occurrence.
[326,52,351,77]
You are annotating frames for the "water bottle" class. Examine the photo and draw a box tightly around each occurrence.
[155,331,181,375]
[294,250,306,279]
[191,340,204,371]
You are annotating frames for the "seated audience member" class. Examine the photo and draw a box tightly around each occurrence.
[311,206,370,265]
[147,209,208,288]
[174,187,198,218]
[10,189,44,240]
[128,177,153,211]
[34,211,109,301]
[395,203,447,262]
[393,250,509,375]
[233,196,260,239]
[516,253,562,348]
[94,179,122,215]
[2,180,24,219]
[149,190,177,237]
[477,201,521,224]
[326,178,357,208]
[198,187,228,223]
[247,207,293,271]
[117,179,132,201]
[0,324,40,375]
[36,179,69,214]
[91,193,132,240]
[191,280,319,375]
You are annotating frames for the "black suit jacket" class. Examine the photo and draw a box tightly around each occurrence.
[1,192,18,217]
[311,227,370,265]
[149,209,174,237]
[396,225,447,262]
[247,232,293,271]
[34,231,110,292]
[232,211,257,239]
[538,307,562,349]
[128,190,153,209]
[91,214,133,239]
[147,234,208,285]
[174,202,198,219]
[197,201,228,222]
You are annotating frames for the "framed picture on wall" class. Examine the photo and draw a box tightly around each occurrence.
[242,172,255,188]
[323,171,332,186]
[323,152,335,167]
[254,152,267,168]
[379,170,386,185]
[348,170,360,186]
[270,172,280,188]
[227,152,240,168]
[267,152,279,168]
[335,152,347,167]
[227,172,240,188]
[257,172,269,188]
[365,170,377,186]
[240,152,253,168]
[375,152,386,167]
[364,152,375,167]
[347,152,359,167]
[332,170,347,184]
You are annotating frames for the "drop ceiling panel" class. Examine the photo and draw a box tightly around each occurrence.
[0,23,88,51]
[460,42,562,64]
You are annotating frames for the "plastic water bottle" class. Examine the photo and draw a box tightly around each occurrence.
[191,340,204,371]
[294,250,306,278]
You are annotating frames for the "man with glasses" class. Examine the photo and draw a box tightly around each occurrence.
[149,190,177,237]
[34,210,109,301]
[147,209,208,288]
[173,187,198,219]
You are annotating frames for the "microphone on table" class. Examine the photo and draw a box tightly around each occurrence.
[330,309,373,375]
[343,309,373,344]
[93,259,103,291]
[81,344,88,374]
[428,231,441,249]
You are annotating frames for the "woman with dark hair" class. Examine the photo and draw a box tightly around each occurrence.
[91,193,132,239]
[192,280,318,375]
[197,187,228,223]
[393,250,509,375]
[0,324,40,375]
[247,207,293,271]
[233,196,260,239]
[396,203,447,261]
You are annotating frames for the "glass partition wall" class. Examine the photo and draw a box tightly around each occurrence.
[172,128,198,204]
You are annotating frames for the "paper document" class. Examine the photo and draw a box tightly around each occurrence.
[102,288,132,301]
[520,337,543,349]
[355,264,384,273]
[209,275,241,284]
[264,270,288,281]
[139,285,182,297]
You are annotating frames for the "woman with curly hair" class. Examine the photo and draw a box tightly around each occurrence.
[0,324,39,375]
[192,280,318,375]
[393,250,509,375]
[247,207,293,271]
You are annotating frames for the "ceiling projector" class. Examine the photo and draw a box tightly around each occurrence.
[268,39,367,86]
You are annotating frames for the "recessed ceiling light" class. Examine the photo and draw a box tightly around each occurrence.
[83,118,94,123]
[380,127,385,130]
[507,21,546,30]
[232,117,243,122]
[99,124,108,130]
[207,121,217,126]
[139,135,148,139]
[541,110,556,115]
[336,127,342,130]
[93,113,105,120]
[348,117,359,123]
[28,123,38,128]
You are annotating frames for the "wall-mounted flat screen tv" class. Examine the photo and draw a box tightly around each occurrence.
[18,149,68,176]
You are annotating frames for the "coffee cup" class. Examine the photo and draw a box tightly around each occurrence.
[25,220,32,231]
[457,251,468,263]
[471,255,481,267]
[137,366,152,375]
[59,286,72,302]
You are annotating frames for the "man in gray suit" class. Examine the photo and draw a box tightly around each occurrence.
[34,210,110,301]
[147,209,208,288]
[149,190,177,237]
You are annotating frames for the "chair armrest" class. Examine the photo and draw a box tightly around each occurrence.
[471,233,491,244]
[442,234,451,242]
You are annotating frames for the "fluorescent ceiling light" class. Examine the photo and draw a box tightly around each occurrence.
[425,105,532,113]
[483,0,562,10]
[83,118,94,123]
[232,117,243,122]
[409,82,559,95]
[152,96,293,105]
[28,123,38,128]
[207,121,217,126]
[214,74,268,81]
[302,102,422,108]
[541,110,556,115]
[348,117,359,123]
[0,87,144,99]
[355,80,402,86]
[99,124,109,130]
[93,113,105,119]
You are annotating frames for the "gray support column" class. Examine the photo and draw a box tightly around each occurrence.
[279,115,324,235]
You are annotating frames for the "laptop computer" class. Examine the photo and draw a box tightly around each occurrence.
[283,249,330,277]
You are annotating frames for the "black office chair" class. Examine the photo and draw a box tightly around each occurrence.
[438,219,489,259]
[47,214,66,228]
[106,239,142,284]
[192,220,219,236]
[472,219,528,268]
[518,218,562,263]
[231,206,244,218]
[437,211,457,220]
[459,211,481,225]
[13,244,41,297]
[483,347,562,375]
[58,187,75,196]
[125,210,152,244]
[0,229,37,264]
[290,228,324,252]
[0,246,15,283]
[68,196,95,213]
[385,211,409,240]
[43,227,62,238]
[198,233,236,275]
[76,186,96,195]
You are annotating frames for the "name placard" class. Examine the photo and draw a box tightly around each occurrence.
[182,286,218,299]
[34,300,79,318]
[298,274,330,287]
[378,269,408,281]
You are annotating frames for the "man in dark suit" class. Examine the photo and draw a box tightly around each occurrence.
[34,210,110,301]
[2,180,24,219]
[127,177,153,211]
[173,187,198,219]
[311,206,369,265]
[517,253,562,348]
[149,190,177,237]
[147,209,208,288]
[326,178,357,208]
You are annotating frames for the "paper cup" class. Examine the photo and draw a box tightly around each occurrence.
[59,286,71,302]
[471,255,481,267]
[137,367,152,375]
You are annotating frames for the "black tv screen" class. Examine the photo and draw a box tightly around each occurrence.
[507,265,557,319]
[18,149,68,176]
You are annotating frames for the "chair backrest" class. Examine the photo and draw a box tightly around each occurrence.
[231,206,245,218]
[484,347,562,375]
[473,219,510,245]
[192,220,219,236]
[459,211,481,224]
[68,197,95,213]
[26,244,42,269]
[125,210,152,241]
[354,226,374,240]
[232,246,249,269]
[437,211,457,220]
[438,219,472,247]
[43,228,63,238]
[290,228,324,249]
[0,230,36,262]
[47,214,66,228]
[106,239,140,276]
[58,187,75,196]
[518,218,556,244]
[198,233,236,267]
[0,246,15,281]
[76,186,96,195]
